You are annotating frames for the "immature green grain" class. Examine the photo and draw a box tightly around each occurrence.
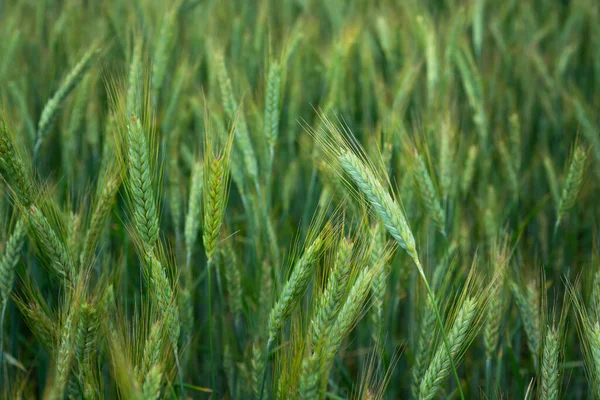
[556,146,587,229]
[419,297,477,400]
[126,115,159,253]
[0,218,27,301]
[311,236,353,345]
[412,150,446,235]
[185,159,203,268]
[0,119,35,206]
[36,44,99,160]
[80,170,121,267]
[540,326,560,400]
[28,205,72,280]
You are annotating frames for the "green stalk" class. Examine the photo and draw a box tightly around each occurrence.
[416,260,465,400]
[207,258,215,392]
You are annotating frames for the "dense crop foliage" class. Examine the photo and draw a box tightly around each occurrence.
[1,0,600,398]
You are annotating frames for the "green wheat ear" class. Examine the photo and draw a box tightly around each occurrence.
[0,118,35,206]
[35,43,100,160]
[556,145,587,230]
[0,218,27,302]
[202,124,234,262]
[419,297,478,400]
[125,114,160,254]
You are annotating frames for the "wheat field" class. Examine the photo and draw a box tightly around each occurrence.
[0,0,599,399]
